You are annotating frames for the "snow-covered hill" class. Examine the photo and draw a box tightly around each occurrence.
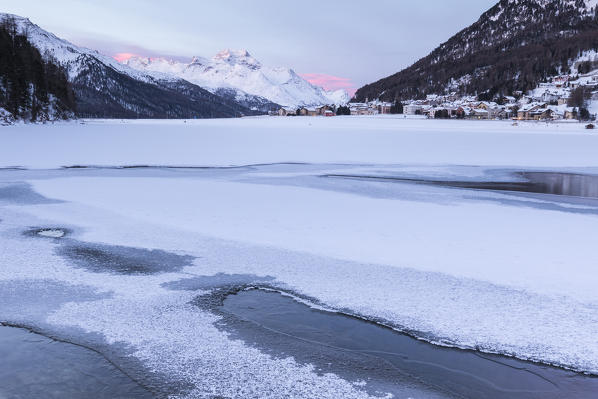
[1,13,256,118]
[356,0,598,102]
[125,50,350,107]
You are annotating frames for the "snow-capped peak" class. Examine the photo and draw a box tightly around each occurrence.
[213,49,260,68]
[125,50,349,107]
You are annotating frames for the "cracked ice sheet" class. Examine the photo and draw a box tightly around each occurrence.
[0,208,388,399]
[14,173,598,375]
[26,176,598,302]
[46,294,386,399]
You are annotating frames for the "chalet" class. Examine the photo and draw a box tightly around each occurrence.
[528,108,553,120]
[304,107,318,116]
[350,103,376,115]
[475,101,492,110]
[471,108,489,119]
[278,107,296,116]
[317,105,333,115]
[517,103,548,120]
[473,102,504,119]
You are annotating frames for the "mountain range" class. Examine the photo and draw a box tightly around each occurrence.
[355,0,598,102]
[124,50,350,108]
[0,13,348,122]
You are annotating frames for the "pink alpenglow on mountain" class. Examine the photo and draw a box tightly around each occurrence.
[124,49,350,107]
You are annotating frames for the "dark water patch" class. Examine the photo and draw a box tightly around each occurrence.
[57,241,195,275]
[217,289,598,399]
[163,273,275,291]
[194,286,451,398]
[0,182,62,205]
[0,280,191,398]
[521,172,598,198]
[0,324,153,399]
[323,171,598,199]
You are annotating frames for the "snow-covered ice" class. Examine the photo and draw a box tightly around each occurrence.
[2,117,598,169]
[2,116,598,397]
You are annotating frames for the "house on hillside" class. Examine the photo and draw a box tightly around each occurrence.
[517,103,548,120]
[540,90,560,103]
[553,76,569,88]
[529,108,552,120]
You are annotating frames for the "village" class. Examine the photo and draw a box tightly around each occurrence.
[273,68,598,121]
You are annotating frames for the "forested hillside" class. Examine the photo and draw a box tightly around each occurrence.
[0,16,75,122]
[355,0,598,102]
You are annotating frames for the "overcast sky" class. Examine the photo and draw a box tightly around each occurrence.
[4,0,498,94]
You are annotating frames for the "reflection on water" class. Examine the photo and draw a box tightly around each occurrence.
[222,289,598,399]
[324,171,598,199]
[521,172,598,198]
[0,326,152,399]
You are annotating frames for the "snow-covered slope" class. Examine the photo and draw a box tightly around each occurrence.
[356,0,598,101]
[4,13,168,83]
[125,50,350,107]
[1,13,255,118]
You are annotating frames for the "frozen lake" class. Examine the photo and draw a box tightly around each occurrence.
[1,117,598,398]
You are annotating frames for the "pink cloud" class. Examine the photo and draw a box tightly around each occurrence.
[300,73,357,97]
[113,52,139,62]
